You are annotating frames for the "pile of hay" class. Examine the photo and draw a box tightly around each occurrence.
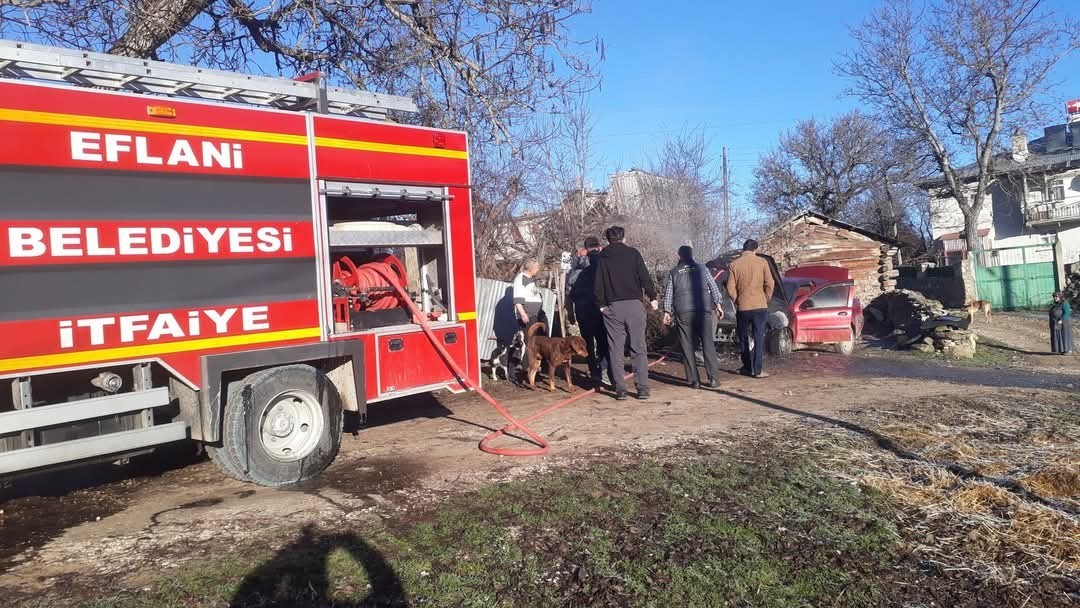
[820,393,1080,584]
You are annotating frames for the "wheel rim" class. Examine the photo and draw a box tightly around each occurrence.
[778,329,792,353]
[259,390,324,462]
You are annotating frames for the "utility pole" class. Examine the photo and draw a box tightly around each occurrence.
[722,146,730,248]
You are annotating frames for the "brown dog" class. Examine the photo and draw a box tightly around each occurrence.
[966,300,992,324]
[525,322,588,392]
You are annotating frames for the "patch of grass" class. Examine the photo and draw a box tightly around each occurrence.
[62,452,908,608]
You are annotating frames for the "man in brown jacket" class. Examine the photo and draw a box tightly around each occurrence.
[726,239,775,378]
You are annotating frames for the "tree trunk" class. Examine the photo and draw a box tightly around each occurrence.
[110,0,212,58]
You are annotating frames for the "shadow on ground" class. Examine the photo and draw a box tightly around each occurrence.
[230,524,408,607]
[718,388,1078,515]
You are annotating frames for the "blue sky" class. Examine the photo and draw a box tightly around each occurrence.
[570,0,1080,212]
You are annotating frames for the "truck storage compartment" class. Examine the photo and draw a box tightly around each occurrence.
[323,182,452,333]
[376,325,466,395]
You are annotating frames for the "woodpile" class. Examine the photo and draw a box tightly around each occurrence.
[865,290,977,359]
[760,215,899,305]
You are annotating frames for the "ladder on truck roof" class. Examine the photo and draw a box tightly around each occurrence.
[0,39,418,119]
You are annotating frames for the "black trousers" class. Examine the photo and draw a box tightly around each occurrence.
[573,300,609,381]
[676,310,718,386]
[736,309,768,376]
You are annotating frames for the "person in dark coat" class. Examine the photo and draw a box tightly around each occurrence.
[593,226,657,400]
[568,236,609,385]
[1050,291,1073,355]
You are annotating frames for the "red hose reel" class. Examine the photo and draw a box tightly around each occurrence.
[331,253,412,327]
[332,253,408,311]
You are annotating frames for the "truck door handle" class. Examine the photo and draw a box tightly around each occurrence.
[388,338,405,352]
[838,311,849,316]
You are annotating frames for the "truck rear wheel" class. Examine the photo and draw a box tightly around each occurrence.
[219,364,343,487]
[207,443,249,481]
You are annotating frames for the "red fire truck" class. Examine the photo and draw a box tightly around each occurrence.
[0,41,480,486]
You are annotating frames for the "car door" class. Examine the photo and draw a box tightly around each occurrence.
[792,282,853,344]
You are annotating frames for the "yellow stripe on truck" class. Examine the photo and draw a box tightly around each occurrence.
[0,108,309,146]
[457,311,477,321]
[0,108,469,159]
[314,136,468,160]
[0,327,322,373]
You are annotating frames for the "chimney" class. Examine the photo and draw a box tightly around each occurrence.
[1067,99,1080,124]
[1011,128,1029,162]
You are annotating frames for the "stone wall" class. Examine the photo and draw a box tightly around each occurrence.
[896,266,967,308]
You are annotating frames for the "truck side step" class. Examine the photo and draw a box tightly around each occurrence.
[0,421,188,475]
[0,388,170,434]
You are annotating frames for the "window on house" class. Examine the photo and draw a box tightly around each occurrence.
[1027,189,1045,204]
[1049,178,1066,202]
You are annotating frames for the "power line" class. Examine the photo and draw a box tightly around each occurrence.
[593,119,792,140]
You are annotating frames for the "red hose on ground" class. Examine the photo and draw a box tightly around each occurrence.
[368,264,669,456]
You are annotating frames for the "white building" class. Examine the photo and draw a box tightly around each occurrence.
[927,114,1080,271]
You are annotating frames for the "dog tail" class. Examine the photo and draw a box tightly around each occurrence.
[526,321,547,342]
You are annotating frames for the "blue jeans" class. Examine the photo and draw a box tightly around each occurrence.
[736,309,768,376]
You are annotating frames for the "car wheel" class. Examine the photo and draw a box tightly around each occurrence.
[835,329,856,355]
[767,327,793,357]
[221,364,343,487]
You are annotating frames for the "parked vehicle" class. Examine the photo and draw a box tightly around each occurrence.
[783,266,863,355]
[0,41,479,486]
[706,251,793,356]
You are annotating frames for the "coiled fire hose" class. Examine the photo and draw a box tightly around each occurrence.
[368,264,670,456]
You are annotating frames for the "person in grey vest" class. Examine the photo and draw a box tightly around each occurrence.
[662,245,724,389]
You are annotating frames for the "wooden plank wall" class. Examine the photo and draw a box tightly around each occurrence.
[761,218,898,304]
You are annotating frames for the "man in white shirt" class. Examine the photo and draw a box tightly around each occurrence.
[513,258,545,327]
[509,258,547,384]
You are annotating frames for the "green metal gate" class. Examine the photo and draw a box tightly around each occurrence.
[972,244,1058,311]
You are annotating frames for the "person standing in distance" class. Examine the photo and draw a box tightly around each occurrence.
[511,258,547,384]
[568,237,609,386]
[593,226,658,400]
[726,239,774,378]
[662,245,725,389]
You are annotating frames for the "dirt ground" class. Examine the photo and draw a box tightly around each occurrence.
[2,312,1078,604]
[964,310,1080,371]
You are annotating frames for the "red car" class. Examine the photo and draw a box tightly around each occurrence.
[783,266,864,355]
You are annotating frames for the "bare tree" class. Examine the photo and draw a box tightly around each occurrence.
[600,129,725,274]
[533,94,610,254]
[0,0,601,151]
[752,112,885,219]
[839,0,1078,253]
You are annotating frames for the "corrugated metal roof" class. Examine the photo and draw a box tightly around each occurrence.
[919,150,1080,189]
[474,277,557,361]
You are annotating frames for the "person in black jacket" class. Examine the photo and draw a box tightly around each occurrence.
[593,226,657,400]
[568,236,608,385]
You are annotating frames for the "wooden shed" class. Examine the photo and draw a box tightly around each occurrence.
[760,212,902,304]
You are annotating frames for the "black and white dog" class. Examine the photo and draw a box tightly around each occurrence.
[487,330,525,382]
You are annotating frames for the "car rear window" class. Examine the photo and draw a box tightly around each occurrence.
[803,284,849,309]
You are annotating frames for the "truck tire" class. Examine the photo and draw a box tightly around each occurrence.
[207,443,249,482]
[767,327,793,357]
[221,364,343,487]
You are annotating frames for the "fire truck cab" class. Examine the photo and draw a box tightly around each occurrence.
[0,41,480,486]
